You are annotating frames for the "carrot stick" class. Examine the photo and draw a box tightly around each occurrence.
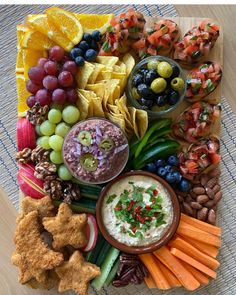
[177,220,221,247]
[170,248,217,279]
[139,253,170,290]
[154,246,200,291]
[178,235,219,258]
[144,275,157,289]
[155,258,181,287]
[181,213,221,237]
[180,260,209,285]
[168,237,220,270]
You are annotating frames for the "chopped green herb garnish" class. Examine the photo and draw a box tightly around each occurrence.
[106,194,117,204]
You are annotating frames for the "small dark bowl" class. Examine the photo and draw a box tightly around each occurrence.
[96,171,180,254]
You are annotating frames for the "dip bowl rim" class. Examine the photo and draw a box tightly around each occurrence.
[96,170,181,254]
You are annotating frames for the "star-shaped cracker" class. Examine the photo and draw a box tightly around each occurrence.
[55,251,101,295]
[26,270,59,290]
[12,211,64,284]
[43,203,88,250]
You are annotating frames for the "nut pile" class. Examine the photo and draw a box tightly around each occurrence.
[178,168,222,224]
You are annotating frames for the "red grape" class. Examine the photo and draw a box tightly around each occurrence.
[49,46,65,61]
[66,88,78,103]
[62,55,72,63]
[26,80,42,94]
[44,61,58,76]
[28,66,45,84]
[43,75,58,90]
[26,95,36,108]
[37,57,48,68]
[58,71,74,87]
[63,61,78,76]
[52,88,67,104]
[35,89,52,106]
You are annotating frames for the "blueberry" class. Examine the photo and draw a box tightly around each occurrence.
[84,49,97,62]
[170,65,180,79]
[139,98,153,108]
[145,163,156,173]
[145,70,158,85]
[156,94,167,107]
[168,89,180,105]
[78,41,89,51]
[172,171,182,183]
[155,159,165,168]
[83,33,92,43]
[137,84,151,98]
[70,48,83,59]
[165,172,176,184]
[75,56,85,66]
[157,167,167,177]
[90,40,99,51]
[179,178,191,192]
[164,165,173,173]
[133,74,143,87]
[92,30,101,42]
[167,155,179,166]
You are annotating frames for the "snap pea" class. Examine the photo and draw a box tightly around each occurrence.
[143,127,172,152]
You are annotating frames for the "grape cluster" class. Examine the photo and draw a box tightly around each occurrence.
[36,104,80,181]
[26,46,78,108]
[70,30,101,67]
[145,155,191,192]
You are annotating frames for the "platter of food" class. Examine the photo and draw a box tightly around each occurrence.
[13,6,223,294]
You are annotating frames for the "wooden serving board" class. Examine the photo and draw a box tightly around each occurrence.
[11,17,223,295]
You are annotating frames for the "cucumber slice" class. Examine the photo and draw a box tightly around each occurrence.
[95,242,112,267]
[91,247,120,291]
[104,258,119,287]
[53,198,96,214]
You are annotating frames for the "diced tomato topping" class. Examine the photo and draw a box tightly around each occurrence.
[153,189,158,196]
[210,153,221,164]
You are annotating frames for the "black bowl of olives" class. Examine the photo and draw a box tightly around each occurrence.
[126,56,186,118]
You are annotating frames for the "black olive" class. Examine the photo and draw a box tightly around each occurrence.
[192,51,201,59]
[168,89,180,105]
[137,83,151,98]
[132,73,143,87]
[139,97,154,109]
[144,70,158,85]
[156,94,168,107]
[170,65,180,79]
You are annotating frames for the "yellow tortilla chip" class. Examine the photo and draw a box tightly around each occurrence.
[115,95,132,127]
[136,109,148,138]
[122,53,135,77]
[77,89,94,117]
[92,96,104,117]
[88,63,105,84]
[107,104,120,114]
[76,62,95,89]
[128,107,139,138]
[76,90,89,120]
[86,83,106,99]
[96,56,119,68]
[116,61,127,74]
[106,112,126,132]
[97,69,112,81]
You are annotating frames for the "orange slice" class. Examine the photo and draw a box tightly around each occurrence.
[26,14,74,51]
[16,24,30,49]
[21,28,55,51]
[16,74,30,117]
[23,49,48,80]
[46,7,83,45]
[74,13,114,34]
[16,49,24,74]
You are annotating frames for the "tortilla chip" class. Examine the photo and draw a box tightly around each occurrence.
[99,79,120,107]
[76,90,89,120]
[136,109,148,138]
[116,61,127,74]
[122,53,135,77]
[106,112,126,132]
[88,63,105,84]
[96,56,119,68]
[86,83,106,99]
[97,69,113,81]
[107,104,120,114]
[128,107,139,138]
[76,62,95,89]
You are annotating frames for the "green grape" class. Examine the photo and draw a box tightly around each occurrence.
[40,120,56,136]
[36,137,43,146]
[50,150,63,164]
[35,125,43,136]
[58,164,73,180]
[48,109,62,124]
[38,136,51,150]
[62,105,80,124]
[55,122,71,137]
[49,135,64,151]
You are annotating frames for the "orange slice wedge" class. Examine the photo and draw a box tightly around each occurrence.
[74,13,114,34]
[16,49,24,74]
[46,7,83,45]
[23,49,48,80]
[16,24,30,49]
[26,14,74,51]
[21,28,55,51]
[16,74,30,117]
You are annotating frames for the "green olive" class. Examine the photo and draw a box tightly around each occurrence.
[157,61,173,78]
[99,138,114,152]
[80,153,98,171]
[147,59,159,70]
[150,78,167,94]
[78,131,92,146]
[171,77,185,92]
[131,87,141,100]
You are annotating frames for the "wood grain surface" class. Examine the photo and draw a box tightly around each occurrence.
[176,5,236,113]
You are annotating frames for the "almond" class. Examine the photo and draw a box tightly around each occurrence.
[205,187,215,199]
[197,207,208,221]
[207,209,216,224]
[206,177,218,189]
[204,200,215,208]
[190,202,203,210]
[214,191,222,204]
[213,184,221,194]
[196,194,209,204]
[183,202,193,216]
[200,174,209,186]
[192,186,205,195]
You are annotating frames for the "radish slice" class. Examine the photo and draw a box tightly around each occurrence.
[82,214,98,252]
